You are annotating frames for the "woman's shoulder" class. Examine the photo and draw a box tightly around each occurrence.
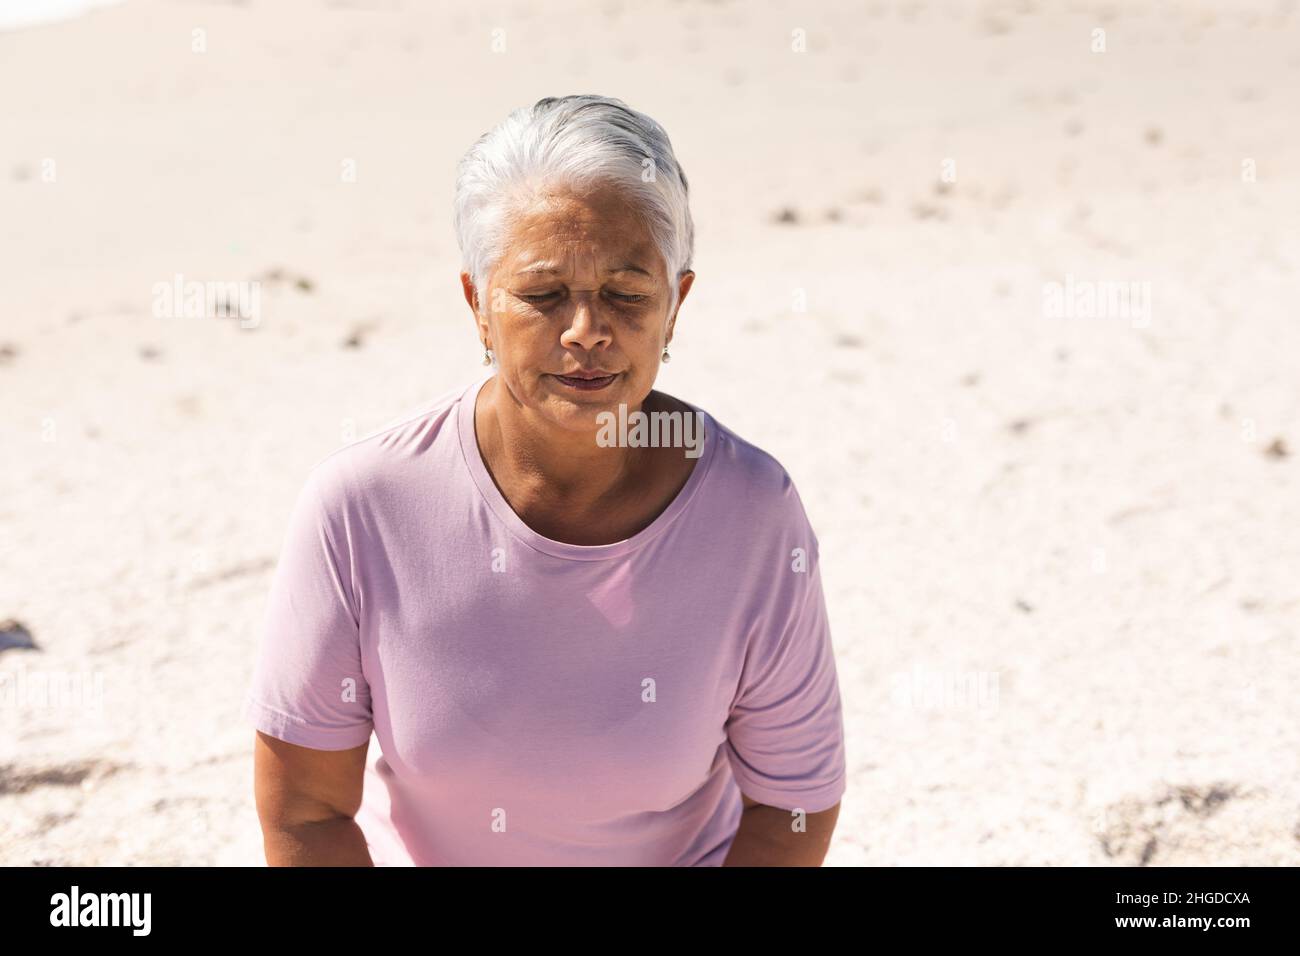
[673,397,811,522]
[298,378,473,507]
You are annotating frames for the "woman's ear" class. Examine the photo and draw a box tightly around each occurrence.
[460,271,479,314]
[673,270,696,316]
[461,272,493,347]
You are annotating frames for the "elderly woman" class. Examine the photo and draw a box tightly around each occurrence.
[244,94,846,866]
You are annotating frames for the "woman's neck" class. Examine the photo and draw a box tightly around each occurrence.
[474,375,658,518]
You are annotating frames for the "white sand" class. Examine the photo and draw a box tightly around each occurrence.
[1,0,1297,866]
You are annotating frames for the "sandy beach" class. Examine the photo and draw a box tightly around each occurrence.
[1,0,1298,866]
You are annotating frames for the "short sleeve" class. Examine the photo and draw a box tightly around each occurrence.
[723,504,847,813]
[242,464,373,751]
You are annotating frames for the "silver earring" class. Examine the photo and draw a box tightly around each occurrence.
[482,347,493,366]
[661,347,671,364]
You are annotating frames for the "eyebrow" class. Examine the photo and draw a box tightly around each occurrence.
[514,262,653,278]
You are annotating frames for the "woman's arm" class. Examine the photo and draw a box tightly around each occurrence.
[253,732,374,866]
[721,793,840,866]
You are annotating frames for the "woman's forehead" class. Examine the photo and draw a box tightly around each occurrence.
[510,188,643,238]
[501,201,662,275]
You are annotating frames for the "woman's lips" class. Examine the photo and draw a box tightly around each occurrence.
[553,372,618,391]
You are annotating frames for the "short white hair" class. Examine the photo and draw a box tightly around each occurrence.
[453,94,695,316]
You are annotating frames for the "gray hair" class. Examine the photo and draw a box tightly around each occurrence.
[453,94,695,318]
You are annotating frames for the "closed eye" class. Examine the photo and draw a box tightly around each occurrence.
[518,290,647,304]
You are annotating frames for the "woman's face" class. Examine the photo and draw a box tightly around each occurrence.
[464,182,693,432]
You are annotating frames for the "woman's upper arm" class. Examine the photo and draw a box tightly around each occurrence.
[253,731,369,829]
[741,792,841,817]
[724,471,847,814]
[244,461,375,831]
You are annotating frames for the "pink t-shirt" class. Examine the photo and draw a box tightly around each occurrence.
[243,372,847,866]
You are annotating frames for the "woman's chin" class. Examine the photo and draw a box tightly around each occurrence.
[531,392,626,436]
[541,400,616,430]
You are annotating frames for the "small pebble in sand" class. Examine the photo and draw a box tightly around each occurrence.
[910,201,945,220]
[773,207,799,224]
[0,619,37,652]
[343,320,380,349]
[257,267,315,292]
[1264,437,1288,459]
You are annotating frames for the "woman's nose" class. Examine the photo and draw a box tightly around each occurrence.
[561,294,612,349]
